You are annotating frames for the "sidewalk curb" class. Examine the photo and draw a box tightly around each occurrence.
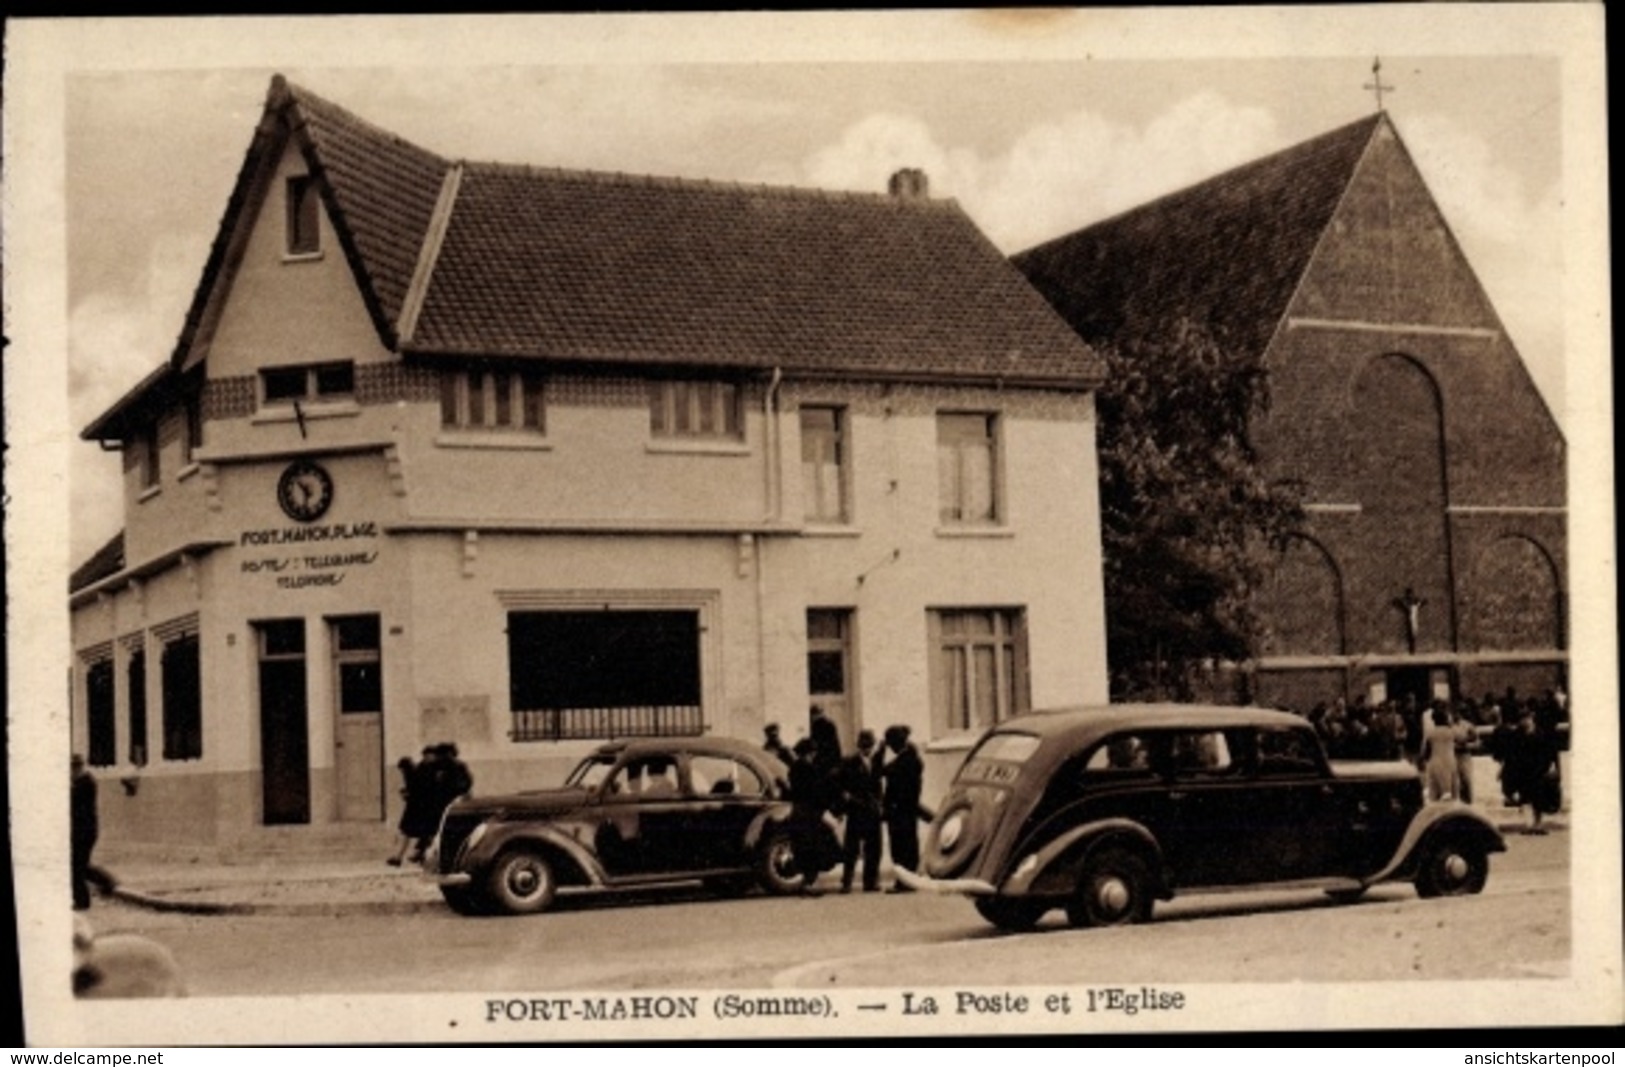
[112,887,445,918]
[111,888,254,916]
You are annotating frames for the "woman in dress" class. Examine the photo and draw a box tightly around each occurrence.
[1420,703,1459,802]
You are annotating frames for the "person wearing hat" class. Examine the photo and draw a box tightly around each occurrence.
[762,723,794,767]
[837,729,884,892]
[880,725,925,891]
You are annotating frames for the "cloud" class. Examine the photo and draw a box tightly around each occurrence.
[782,90,1281,252]
[1404,113,1564,419]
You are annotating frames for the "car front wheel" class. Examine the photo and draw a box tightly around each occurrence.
[1067,849,1153,928]
[757,830,803,895]
[486,848,558,915]
[1414,837,1489,898]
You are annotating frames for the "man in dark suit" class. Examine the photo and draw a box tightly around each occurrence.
[837,730,884,893]
[880,725,924,892]
[71,755,116,910]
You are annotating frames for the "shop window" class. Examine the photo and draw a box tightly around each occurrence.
[161,633,203,761]
[440,368,545,433]
[127,646,148,767]
[86,659,116,768]
[260,361,354,407]
[508,610,704,740]
[930,608,1028,736]
[800,406,847,523]
[649,380,742,440]
[937,412,1000,525]
[286,174,320,256]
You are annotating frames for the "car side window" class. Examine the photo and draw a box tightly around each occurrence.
[1255,727,1322,776]
[688,755,766,798]
[1168,729,1235,778]
[1084,733,1153,776]
[608,755,681,799]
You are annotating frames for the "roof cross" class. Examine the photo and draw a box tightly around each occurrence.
[1364,57,1395,112]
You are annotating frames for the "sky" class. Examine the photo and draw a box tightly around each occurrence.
[49,13,1582,567]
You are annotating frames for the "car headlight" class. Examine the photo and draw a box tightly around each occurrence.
[464,823,488,855]
[939,812,965,852]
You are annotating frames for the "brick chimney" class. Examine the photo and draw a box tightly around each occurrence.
[887,168,929,199]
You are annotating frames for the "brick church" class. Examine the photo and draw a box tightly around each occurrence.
[1014,112,1567,712]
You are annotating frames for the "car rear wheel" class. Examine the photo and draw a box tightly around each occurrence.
[486,848,557,915]
[1414,837,1489,898]
[440,885,489,916]
[1067,849,1153,928]
[757,830,803,895]
[975,896,1048,932]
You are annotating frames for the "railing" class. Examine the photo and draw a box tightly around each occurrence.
[511,705,706,742]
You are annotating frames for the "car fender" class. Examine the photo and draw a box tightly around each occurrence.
[744,804,795,851]
[998,817,1167,898]
[464,822,608,888]
[1366,803,1507,885]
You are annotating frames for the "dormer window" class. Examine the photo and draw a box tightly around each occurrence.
[261,361,354,406]
[286,175,321,256]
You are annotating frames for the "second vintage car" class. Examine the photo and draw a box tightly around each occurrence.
[426,737,803,915]
[900,704,1506,930]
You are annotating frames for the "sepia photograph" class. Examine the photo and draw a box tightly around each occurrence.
[5,8,1618,1045]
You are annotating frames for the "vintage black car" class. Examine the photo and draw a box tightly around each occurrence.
[900,704,1506,930]
[426,737,802,915]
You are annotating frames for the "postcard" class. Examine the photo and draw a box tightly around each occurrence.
[5,8,1618,1045]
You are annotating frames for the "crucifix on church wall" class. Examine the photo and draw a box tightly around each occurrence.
[1393,586,1426,653]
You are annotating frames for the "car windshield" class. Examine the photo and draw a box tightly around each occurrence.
[964,732,1041,767]
[566,754,618,790]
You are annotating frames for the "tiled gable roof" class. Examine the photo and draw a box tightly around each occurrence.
[1014,114,1383,357]
[279,79,450,333]
[407,163,1102,384]
[70,531,125,594]
[91,76,1102,443]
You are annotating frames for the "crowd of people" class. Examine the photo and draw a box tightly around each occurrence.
[387,742,474,866]
[767,711,930,896]
[1292,686,1569,833]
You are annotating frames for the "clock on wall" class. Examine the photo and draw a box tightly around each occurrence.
[276,459,334,523]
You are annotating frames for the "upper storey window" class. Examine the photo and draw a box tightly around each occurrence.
[800,405,848,523]
[937,412,1000,525]
[261,361,354,407]
[441,367,545,433]
[649,380,742,440]
[285,175,321,256]
[137,422,161,490]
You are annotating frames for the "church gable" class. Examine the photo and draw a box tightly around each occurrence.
[1289,120,1501,330]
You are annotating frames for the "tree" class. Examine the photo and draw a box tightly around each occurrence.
[1095,318,1304,700]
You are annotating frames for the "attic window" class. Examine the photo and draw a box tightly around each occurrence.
[286,175,321,256]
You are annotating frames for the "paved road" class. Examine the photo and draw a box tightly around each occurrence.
[88,830,1568,996]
